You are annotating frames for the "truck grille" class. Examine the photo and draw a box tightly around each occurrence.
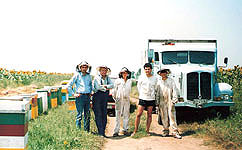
[187,72,211,100]
[187,72,199,100]
[200,72,211,99]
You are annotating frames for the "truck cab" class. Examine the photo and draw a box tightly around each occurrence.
[145,39,234,116]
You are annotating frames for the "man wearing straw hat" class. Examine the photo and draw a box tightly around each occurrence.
[92,65,114,137]
[68,61,92,132]
[156,68,182,139]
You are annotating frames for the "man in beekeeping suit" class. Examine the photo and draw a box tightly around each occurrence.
[112,67,132,137]
[155,68,182,139]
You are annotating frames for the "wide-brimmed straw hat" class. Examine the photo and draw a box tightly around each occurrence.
[118,67,131,79]
[157,68,170,74]
[96,65,111,75]
[76,61,92,73]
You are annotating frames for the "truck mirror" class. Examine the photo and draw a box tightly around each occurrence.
[154,52,159,61]
[224,57,228,64]
[148,57,152,63]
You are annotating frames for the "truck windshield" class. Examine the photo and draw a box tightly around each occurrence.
[162,51,188,64]
[190,51,215,65]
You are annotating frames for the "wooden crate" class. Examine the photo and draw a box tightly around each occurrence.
[36,89,48,113]
[0,100,29,150]
[67,97,76,111]
[0,133,28,150]
[20,93,38,120]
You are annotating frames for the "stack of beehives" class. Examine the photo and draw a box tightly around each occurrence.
[0,96,29,150]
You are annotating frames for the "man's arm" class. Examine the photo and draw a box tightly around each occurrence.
[155,83,161,106]
[67,74,77,96]
[171,79,178,104]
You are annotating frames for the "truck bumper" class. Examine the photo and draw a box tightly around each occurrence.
[175,101,235,108]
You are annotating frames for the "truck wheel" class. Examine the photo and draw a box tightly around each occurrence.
[216,106,230,118]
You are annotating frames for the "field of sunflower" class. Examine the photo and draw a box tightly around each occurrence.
[0,68,73,89]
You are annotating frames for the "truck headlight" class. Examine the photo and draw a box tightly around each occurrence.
[178,97,184,102]
[214,94,230,101]
[222,94,229,100]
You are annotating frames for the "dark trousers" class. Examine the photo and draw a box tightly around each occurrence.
[93,91,108,136]
[75,95,90,132]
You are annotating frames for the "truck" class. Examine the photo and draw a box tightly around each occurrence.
[144,39,234,118]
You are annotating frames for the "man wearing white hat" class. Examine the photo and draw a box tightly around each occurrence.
[92,65,114,137]
[68,61,92,132]
[156,68,182,139]
[113,67,132,137]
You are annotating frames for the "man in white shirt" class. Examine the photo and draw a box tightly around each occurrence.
[132,63,157,136]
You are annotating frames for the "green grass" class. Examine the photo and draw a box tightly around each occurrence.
[130,81,139,99]
[180,88,242,150]
[28,103,104,150]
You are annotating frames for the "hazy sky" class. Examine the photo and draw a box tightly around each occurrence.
[0,0,241,76]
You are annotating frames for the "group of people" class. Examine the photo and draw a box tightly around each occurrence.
[67,61,182,139]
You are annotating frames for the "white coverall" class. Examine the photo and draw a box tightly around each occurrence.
[155,77,179,132]
[113,78,132,133]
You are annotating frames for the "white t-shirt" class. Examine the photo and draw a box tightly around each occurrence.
[137,75,157,101]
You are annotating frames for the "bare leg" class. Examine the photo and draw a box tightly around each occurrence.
[146,106,153,133]
[133,105,145,134]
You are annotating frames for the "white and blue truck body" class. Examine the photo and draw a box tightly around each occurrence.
[144,39,234,116]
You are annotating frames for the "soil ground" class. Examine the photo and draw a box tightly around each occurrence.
[103,98,213,150]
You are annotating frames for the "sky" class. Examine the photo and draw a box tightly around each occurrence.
[0,0,241,76]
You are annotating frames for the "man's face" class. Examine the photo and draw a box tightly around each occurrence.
[144,67,152,76]
[80,65,88,73]
[122,72,128,79]
[100,68,107,76]
[159,72,167,79]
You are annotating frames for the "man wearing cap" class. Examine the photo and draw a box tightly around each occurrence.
[113,67,132,137]
[92,65,114,137]
[132,63,157,136]
[156,68,182,139]
[68,61,92,132]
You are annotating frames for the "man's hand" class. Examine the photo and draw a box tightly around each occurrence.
[73,94,80,97]
[101,85,107,89]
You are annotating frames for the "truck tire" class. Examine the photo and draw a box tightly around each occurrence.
[216,106,230,118]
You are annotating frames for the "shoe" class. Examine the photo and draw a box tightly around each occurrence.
[101,134,108,138]
[146,132,151,136]
[113,133,119,137]
[123,131,129,136]
[173,132,182,139]
[131,132,136,137]
[161,130,169,137]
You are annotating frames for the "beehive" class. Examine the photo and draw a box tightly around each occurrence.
[67,96,76,111]
[0,99,29,150]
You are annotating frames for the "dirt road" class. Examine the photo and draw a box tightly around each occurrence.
[103,98,213,150]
